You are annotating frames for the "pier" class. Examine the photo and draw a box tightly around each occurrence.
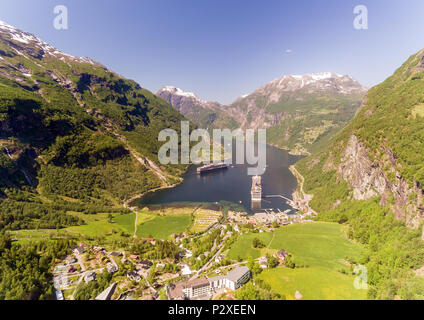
[264,194,300,211]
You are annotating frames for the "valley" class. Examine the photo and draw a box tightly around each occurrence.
[157,73,367,155]
[1,12,424,303]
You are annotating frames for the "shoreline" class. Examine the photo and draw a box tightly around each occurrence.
[289,165,318,216]
[267,143,310,156]
[127,144,306,213]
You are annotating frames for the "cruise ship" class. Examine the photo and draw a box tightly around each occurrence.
[196,163,229,174]
[251,175,262,202]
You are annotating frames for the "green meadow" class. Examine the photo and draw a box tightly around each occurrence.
[228,222,367,300]
[136,214,191,239]
[258,267,366,300]
[113,212,136,234]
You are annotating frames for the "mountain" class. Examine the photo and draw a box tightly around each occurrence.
[229,72,367,154]
[159,73,367,154]
[295,49,424,299]
[156,86,238,130]
[0,20,187,230]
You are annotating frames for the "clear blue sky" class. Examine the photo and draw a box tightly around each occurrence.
[1,0,424,104]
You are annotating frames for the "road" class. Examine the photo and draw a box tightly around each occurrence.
[190,233,231,280]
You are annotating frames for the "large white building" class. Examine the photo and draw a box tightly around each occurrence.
[224,266,251,290]
[168,266,251,300]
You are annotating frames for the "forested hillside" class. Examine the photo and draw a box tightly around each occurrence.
[0,20,188,232]
[296,48,424,299]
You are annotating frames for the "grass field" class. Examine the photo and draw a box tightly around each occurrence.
[258,267,367,300]
[136,214,191,239]
[412,104,424,118]
[9,229,70,243]
[114,212,136,234]
[228,222,367,300]
[65,219,126,238]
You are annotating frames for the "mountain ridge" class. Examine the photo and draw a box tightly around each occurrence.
[158,72,367,154]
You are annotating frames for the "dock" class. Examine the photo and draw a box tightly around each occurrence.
[265,195,301,211]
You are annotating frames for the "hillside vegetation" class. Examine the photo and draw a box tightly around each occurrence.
[296,48,424,299]
[0,22,188,232]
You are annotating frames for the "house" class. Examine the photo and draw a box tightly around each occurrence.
[139,259,153,269]
[93,246,105,253]
[73,246,86,255]
[53,274,68,289]
[129,254,139,260]
[68,257,77,264]
[180,264,193,276]
[185,250,193,258]
[127,272,141,282]
[258,256,268,269]
[67,265,77,273]
[84,272,96,283]
[106,263,118,273]
[277,249,289,262]
[110,251,122,257]
[144,238,155,245]
[78,243,89,249]
[215,255,224,264]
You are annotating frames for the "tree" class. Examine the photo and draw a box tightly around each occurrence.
[247,258,262,276]
[235,281,259,300]
[252,237,265,248]
[267,254,279,269]
[147,264,156,284]
[284,255,296,269]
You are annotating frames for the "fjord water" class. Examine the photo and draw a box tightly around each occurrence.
[136,145,301,213]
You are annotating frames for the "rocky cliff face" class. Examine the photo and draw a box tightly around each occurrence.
[337,135,424,229]
[297,48,424,239]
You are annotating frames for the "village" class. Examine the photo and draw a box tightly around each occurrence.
[52,172,318,301]
[52,199,316,301]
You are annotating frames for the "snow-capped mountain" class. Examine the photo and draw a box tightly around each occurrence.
[156,86,207,114]
[156,86,231,129]
[246,72,367,104]
[159,72,367,154]
[0,20,98,65]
